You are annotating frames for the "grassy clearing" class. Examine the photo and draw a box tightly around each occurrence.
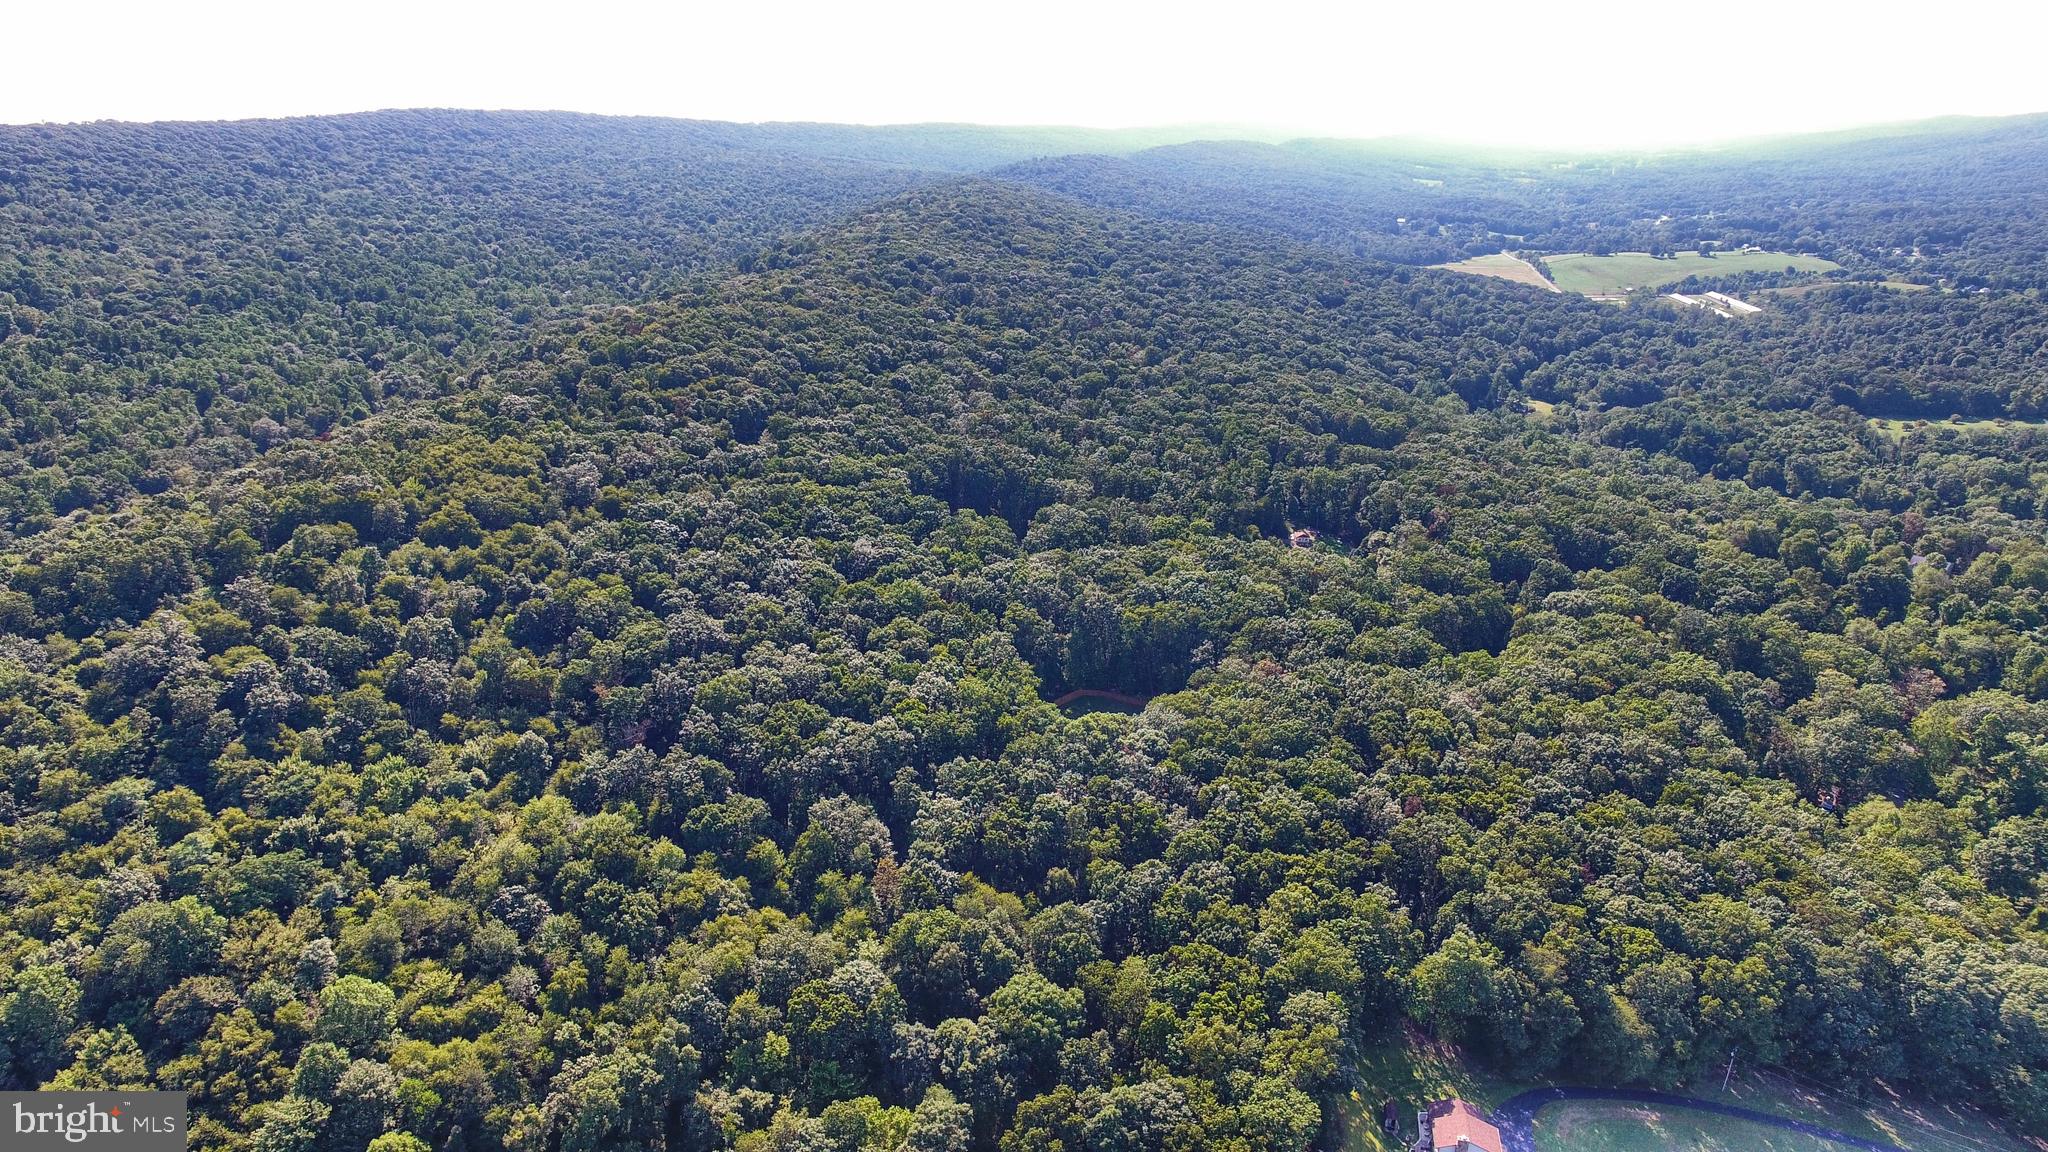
[1545,1067,2045,1152]
[1536,1101,1843,1152]
[1524,399,1556,416]
[1870,416,2048,439]
[1541,250,1841,294]
[1433,253,1560,292]
[1740,1071,2039,1152]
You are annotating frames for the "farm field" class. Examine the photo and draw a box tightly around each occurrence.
[1541,250,1841,294]
[1432,252,1560,291]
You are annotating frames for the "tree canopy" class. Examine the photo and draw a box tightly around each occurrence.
[2,110,2047,1151]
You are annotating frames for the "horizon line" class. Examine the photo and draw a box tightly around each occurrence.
[5,104,2046,158]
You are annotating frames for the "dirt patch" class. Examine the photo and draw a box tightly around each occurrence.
[1433,253,1560,292]
[1051,688,1150,714]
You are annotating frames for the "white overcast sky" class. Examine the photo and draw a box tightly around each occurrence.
[6,0,2047,149]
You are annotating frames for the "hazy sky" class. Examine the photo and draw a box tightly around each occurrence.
[8,0,2047,148]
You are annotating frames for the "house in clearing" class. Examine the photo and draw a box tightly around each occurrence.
[1414,1099,1506,1152]
[1288,528,1318,548]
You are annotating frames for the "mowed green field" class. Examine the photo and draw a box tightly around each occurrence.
[1534,1102,1844,1152]
[1542,250,1840,294]
[1528,1085,2040,1152]
[1432,252,1560,291]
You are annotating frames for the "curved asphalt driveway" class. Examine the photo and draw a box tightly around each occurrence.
[1490,1087,1913,1152]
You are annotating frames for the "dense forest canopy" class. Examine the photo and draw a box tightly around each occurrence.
[1,110,2046,1152]
[0,112,1258,535]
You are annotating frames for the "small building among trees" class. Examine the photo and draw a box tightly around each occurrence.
[1414,1099,1505,1152]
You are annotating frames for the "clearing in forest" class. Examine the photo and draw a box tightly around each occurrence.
[1522,1073,2041,1152]
[1541,250,1840,294]
[1433,252,1561,291]
[1869,415,2048,439]
[1533,1100,1853,1152]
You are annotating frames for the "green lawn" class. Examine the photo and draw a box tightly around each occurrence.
[1740,1072,2034,1151]
[1541,250,1840,294]
[1540,1090,1843,1147]
[1534,1101,1845,1152]
[1529,1071,2042,1152]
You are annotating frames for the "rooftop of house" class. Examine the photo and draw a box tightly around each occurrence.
[1425,1098,1505,1152]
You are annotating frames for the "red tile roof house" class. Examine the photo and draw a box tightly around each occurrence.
[1414,1099,1506,1152]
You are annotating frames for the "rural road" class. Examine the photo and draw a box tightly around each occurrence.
[1489,1087,1913,1152]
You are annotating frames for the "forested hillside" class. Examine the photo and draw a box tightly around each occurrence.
[1,112,2046,1152]
[1007,115,2048,284]
[0,112,1231,535]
